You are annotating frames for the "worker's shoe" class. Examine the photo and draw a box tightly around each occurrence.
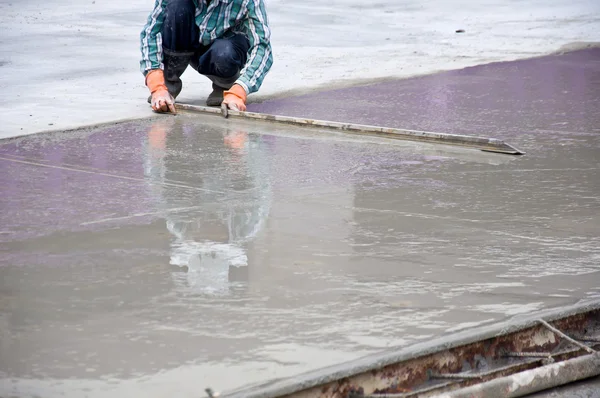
[203,73,240,107]
[148,50,192,103]
[206,83,225,106]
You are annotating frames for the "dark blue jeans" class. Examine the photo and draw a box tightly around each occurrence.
[161,0,249,88]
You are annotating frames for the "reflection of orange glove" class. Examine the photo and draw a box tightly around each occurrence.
[146,69,176,114]
[148,123,167,151]
[224,131,248,150]
[222,84,247,111]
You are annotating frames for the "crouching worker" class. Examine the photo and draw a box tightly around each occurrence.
[140,0,273,113]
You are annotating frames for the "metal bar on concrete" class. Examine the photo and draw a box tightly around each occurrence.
[504,352,555,358]
[430,372,484,380]
[176,103,525,155]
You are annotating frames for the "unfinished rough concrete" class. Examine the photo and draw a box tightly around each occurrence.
[1,49,599,397]
[1,0,599,138]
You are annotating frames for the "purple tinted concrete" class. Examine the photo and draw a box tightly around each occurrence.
[249,48,600,143]
[0,125,156,242]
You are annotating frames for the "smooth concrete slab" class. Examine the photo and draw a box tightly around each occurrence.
[1,0,599,138]
[1,50,600,397]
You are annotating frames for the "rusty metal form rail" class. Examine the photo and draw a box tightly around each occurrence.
[176,103,524,155]
[357,353,600,398]
[440,352,600,398]
[217,300,600,398]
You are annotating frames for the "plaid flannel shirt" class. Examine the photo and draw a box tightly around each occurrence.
[140,0,273,94]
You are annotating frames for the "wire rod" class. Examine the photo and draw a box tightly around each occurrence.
[538,319,595,354]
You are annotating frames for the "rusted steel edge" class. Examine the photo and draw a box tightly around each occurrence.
[539,319,596,353]
[175,103,525,155]
[218,299,600,398]
[441,352,600,398]
[361,353,600,398]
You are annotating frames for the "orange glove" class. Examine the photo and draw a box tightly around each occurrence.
[146,69,176,114]
[222,84,247,111]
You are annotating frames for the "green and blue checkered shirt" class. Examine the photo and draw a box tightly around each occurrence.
[140,0,273,94]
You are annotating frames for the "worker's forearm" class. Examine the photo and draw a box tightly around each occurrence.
[236,43,273,94]
[236,0,273,94]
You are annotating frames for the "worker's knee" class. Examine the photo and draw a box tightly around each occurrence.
[209,40,241,77]
[195,34,249,78]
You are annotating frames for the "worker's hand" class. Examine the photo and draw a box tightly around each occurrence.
[222,84,247,112]
[151,89,177,114]
[146,69,177,114]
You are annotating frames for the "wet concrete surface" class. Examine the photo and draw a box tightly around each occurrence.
[1,49,600,397]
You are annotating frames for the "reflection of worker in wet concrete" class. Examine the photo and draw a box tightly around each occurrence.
[144,119,271,294]
[140,0,273,113]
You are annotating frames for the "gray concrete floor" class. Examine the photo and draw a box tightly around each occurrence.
[1,50,600,397]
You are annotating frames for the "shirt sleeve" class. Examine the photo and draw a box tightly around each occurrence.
[140,0,168,76]
[235,0,273,94]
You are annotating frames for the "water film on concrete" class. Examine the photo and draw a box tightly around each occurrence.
[1,49,600,397]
